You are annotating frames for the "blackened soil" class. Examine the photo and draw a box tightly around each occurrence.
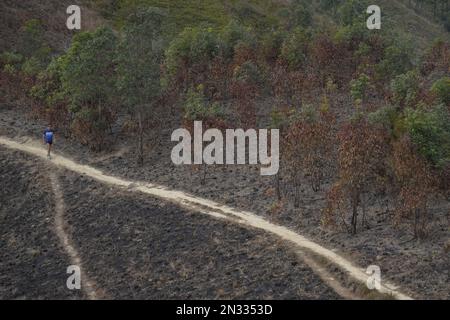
[0,148,84,299]
[0,145,339,299]
[2,107,448,299]
[60,171,339,299]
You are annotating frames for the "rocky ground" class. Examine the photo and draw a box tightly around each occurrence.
[0,105,449,299]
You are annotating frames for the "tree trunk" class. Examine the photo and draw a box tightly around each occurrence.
[275,173,281,201]
[351,204,357,234]
[413,208,419,239]
[137,110,144,166]
[351,192,359,234]
[293,172,301,208]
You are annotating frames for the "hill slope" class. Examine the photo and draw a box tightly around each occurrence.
[1,0,448,54]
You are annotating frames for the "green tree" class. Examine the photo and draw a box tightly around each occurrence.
[338,0,369,26]
[350,73,370,106]
[376,40,414,80]
[164,27,220,89]
[402,104,450,168]
[431,76,450,105]
[280,27,310,70]
[390,70,419,107]
[30,57,65,110]
[116,8,165,164]
[184,84,223,121]
[19,19,46,58]
[287,0,312,29]
[319,0,340,15]
[18,19,51,77]
[60,26,117,150]
[219,20,255,60]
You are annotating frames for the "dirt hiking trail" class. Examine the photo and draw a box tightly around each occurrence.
[0,136,413,300]
[49,172,101,300]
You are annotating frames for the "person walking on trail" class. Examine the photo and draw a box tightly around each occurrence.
[43,126,54,159]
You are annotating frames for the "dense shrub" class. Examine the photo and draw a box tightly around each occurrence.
[376,41,414,80]
[401,104,450,168]
[431,77,450,105]
[390,70,420,107]
[280,28,310,70]
[0,51,23,67]
[350,73,370,105]
[165,26,220,81]
[219,20,256,59]
[184,85,223,122]
[18,19,46,59]
[367,105,398,133]
[286,0,312,29]
[338,0,369,26]
[30,57,64,104]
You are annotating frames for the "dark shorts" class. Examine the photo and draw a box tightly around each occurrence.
[46,140,53,145]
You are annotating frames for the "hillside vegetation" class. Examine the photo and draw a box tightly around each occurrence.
[1,0,449,239]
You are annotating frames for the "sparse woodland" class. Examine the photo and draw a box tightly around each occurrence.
[1,0,449,240]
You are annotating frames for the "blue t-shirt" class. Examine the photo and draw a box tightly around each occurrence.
[43,129,54,143]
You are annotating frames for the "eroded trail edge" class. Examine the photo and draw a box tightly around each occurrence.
[0,136,413,300]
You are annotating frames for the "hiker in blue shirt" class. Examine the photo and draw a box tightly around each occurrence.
[43,126,54,159]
